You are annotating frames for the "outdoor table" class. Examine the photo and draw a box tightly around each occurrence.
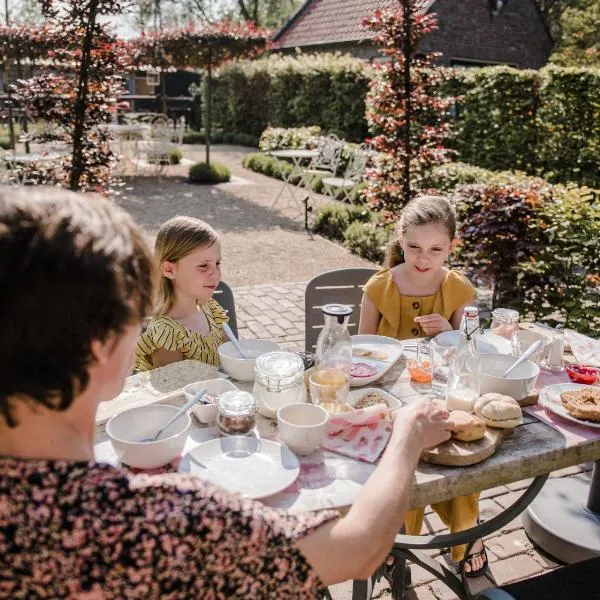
[94,353,600,600]
[2,152,63,185]
[269,149,318,218]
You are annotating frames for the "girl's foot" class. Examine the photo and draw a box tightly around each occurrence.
[461,538,488,578]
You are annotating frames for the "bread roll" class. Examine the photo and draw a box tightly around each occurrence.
[448,410,486,442]
[475,393,522,429]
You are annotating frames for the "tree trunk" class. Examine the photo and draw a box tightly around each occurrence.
[205,49,212,165]
[16,57,30,154]
[402,1,412,205]
[70,0,100,191]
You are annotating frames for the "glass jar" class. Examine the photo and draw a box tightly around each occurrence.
[253,351,307,418]
[543,324,565,372]
[490,308,520,355]
[315,304,353,375]
[217,390,257,436]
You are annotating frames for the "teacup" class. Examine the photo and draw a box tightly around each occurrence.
[277,403,328,456]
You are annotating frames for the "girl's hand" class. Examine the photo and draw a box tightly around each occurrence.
[414,314,453,337]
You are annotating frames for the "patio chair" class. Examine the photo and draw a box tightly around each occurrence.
[213,280,238,339]
[302,134,343,186]
[304,267,377,352]
[475,555,600,599]
[322,143,368,203]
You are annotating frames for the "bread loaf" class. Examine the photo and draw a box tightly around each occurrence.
[448,410,486,442]
[475,393,522,429]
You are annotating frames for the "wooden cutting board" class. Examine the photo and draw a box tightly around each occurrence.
[420,427,511,467]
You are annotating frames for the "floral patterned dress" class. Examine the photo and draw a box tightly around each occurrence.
[0,458,338,599]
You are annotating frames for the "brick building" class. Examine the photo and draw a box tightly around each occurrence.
[274,0,554,69]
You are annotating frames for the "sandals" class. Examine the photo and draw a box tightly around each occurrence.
[459,541,489,579]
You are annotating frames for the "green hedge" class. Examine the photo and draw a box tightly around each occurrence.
[188,161,231,184]
[209,53,370,142]
[179,129,259,147]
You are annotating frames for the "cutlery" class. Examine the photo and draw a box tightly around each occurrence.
[144,389,206,442]
[503,341,543,377]
[223,322,249,359]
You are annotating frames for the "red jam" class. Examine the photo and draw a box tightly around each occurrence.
[566,364,599,385]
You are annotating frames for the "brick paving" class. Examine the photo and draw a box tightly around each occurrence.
[233,279,593,600]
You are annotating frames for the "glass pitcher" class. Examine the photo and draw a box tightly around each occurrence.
[315,303,353,376]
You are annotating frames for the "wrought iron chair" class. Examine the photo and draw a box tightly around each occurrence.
[322,143,369,203]
[304,267,377,352]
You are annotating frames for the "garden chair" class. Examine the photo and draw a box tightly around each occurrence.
[302,134,343,186]
[322,143,368,203]
[212,280,238,339]
[304,267,377,352]
[134,115,176,177]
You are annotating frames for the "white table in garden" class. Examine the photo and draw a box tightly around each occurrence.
[269,149,318,214]
[94,357,600,599]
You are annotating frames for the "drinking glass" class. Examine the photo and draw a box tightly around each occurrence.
[429,338,454,397]
[308,368,350,413]
[405,343,433,384]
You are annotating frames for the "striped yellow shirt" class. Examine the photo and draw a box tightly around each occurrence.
[135,299,229,372]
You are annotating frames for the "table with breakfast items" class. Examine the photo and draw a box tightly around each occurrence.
[94,328,600,600]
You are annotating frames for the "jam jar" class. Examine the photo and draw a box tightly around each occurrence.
[253,351,307,418]
[490,308,520,355]
[217,390,257,436]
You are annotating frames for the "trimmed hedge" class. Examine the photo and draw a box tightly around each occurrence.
[188,161,231,184]
[179,129,259,147]
[211,55,600,187]
[210,53,370,142]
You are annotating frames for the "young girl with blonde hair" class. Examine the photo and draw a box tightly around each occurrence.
[358,195,487,577]
[135,216,229,371]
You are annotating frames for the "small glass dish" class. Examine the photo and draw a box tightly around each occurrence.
[565,364,599,385]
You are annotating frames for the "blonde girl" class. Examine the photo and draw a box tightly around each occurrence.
[135,216,229,371]
[358,195,487,576]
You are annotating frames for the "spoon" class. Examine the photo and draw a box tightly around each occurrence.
[143,388,207,443]
[223,322,249,359]
[502,340,543,377]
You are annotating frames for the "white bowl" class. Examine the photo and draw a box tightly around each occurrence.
[218,339,280,382]
[183,378,238,424]
[479,353,540,400]
[106,404,191,469]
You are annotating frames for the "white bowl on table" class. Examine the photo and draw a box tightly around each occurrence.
[479,353,540,400]
[218,339,280,382]
[106,404,191,469]
[183,378,238,424]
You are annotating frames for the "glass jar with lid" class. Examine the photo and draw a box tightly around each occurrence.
[490,308,520,354]
[253,351,307,418]
[315,304,353,376]
[217,390,257,436]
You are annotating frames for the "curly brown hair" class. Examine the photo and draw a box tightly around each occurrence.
[0,187,155,427]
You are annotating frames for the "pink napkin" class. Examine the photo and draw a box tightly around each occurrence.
[565,329,600,367]
[524,405,600,444]
[322,405,393,463]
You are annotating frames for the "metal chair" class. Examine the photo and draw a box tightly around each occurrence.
[302,134,343,184]
[322,143,369,203]
[213,280,238,338]
[304,267,377,352]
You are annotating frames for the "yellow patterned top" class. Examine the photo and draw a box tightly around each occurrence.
[134,299,229,372]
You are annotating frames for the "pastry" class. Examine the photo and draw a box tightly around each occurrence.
[560,387,600,422]
[475,393,522,429]
[448,410,486,442]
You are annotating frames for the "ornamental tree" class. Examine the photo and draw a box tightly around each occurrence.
[15,0,130,192]
[130,21,269,163]
[362,1,455,221]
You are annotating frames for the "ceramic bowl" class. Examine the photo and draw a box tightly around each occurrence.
[218,339,280,382]
[479,353,540,400]
[182,378,238,424]
[106,404,191,469]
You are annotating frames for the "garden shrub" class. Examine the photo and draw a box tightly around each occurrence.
[180,129,258,147]
[343,221,391,264]
[169,147,182,165]
[0,136,11,150]
[188,161,231,184]
[259,126,321,152]
[313,203,373,241]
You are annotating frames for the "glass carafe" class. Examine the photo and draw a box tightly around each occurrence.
[315,304,353,376]
[446,307,481,412]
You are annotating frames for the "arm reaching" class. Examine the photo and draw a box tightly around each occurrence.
[295,401,451,585]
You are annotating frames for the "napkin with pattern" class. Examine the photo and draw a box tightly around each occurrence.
[565,329,600,367]
[322,405,393,463]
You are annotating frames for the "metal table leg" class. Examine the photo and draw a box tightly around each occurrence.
[524,460,600,563]
[347,475,548,600]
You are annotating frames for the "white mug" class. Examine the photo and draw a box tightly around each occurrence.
[277,403,328,456]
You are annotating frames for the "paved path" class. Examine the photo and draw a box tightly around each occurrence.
[232,280,589,600]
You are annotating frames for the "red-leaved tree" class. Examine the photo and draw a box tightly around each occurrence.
[15,0,129,192]
[363,0,455,222]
